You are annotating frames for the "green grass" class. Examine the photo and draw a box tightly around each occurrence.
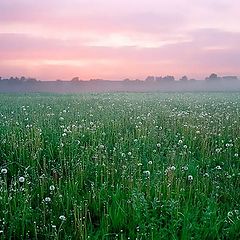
[0,92,239,239]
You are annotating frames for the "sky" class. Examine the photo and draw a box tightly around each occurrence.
[0,0,240,80]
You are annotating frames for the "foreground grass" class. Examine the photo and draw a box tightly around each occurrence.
[0,92,239,239]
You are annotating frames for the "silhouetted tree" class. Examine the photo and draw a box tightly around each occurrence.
[179,75,188,81]
[71,77,80,82]
[145,76,155,82]
[155,76,163,82]
[210,73,218,78]
[162,75,175,82]
[206,73,219,81]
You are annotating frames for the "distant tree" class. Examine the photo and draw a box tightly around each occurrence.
[26,78,37,83]
[20,76,26,82]
[206,73,218,80]
[71,77,80,82]
[145,76,155,82]
[155,76,163,82]
[210,73,218,79]
[179,75,188,81]
[162,75,175,82]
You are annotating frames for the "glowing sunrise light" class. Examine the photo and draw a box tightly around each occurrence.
[0,0,239,80]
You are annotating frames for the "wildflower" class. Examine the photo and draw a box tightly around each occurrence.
[49,185,55,191]
[143,170,150,177]
[182,166,188,171]
[45,197,51,203]
[59,117,64,121]
[215,166,222,170]
[156,143,161,147]
[170,166,176,171]
[1,168,7,174]
[188,175,193,181]
[227,211,233,218]
[19,176,25,183]
[215,148,221,153]
[148,161,153,165]
[59,215,66,221]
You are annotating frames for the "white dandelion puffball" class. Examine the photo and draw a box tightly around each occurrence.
[188,175,193,181]
[1,168,7,174]
[59,215,66,221]
[19,176,25,183]
[49,185,55,191]
[45,197,51,202]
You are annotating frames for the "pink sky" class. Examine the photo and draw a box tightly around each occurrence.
[0,0,239,80]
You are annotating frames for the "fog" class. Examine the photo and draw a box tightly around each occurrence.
[0,74,240,93]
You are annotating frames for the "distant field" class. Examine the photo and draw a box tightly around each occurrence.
[0,92,239,239]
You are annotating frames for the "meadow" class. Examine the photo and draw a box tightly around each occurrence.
[0,92,239,240]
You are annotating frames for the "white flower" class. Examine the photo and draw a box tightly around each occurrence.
[148,161,153,165]
[1,168,7,174]
[59,215,66,221]
[156,143,161,147]
[143,170,150,177]
[215,166,222,170]
[182,166,188,171]
[227,211,233,217]
[49,185,55,191]
[19,176,25,183]
[188,175,193,181]
[170,166,176,171]
[45,197,51,202]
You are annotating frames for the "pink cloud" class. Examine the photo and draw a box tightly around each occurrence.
[0,0,240,80]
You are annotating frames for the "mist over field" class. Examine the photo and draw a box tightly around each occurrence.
[1,74,240,93]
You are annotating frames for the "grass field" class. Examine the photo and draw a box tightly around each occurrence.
[0,92,239,239]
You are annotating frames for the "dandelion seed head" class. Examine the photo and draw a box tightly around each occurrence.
[59,215,66,221]
[44,197,51,203]
[19,176,25,183]
[188,175,193,181]
[1,168,7,174]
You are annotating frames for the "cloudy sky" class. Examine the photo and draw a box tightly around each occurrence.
[0,0,239,80]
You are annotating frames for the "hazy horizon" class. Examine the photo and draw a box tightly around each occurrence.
[1,0,240,80]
